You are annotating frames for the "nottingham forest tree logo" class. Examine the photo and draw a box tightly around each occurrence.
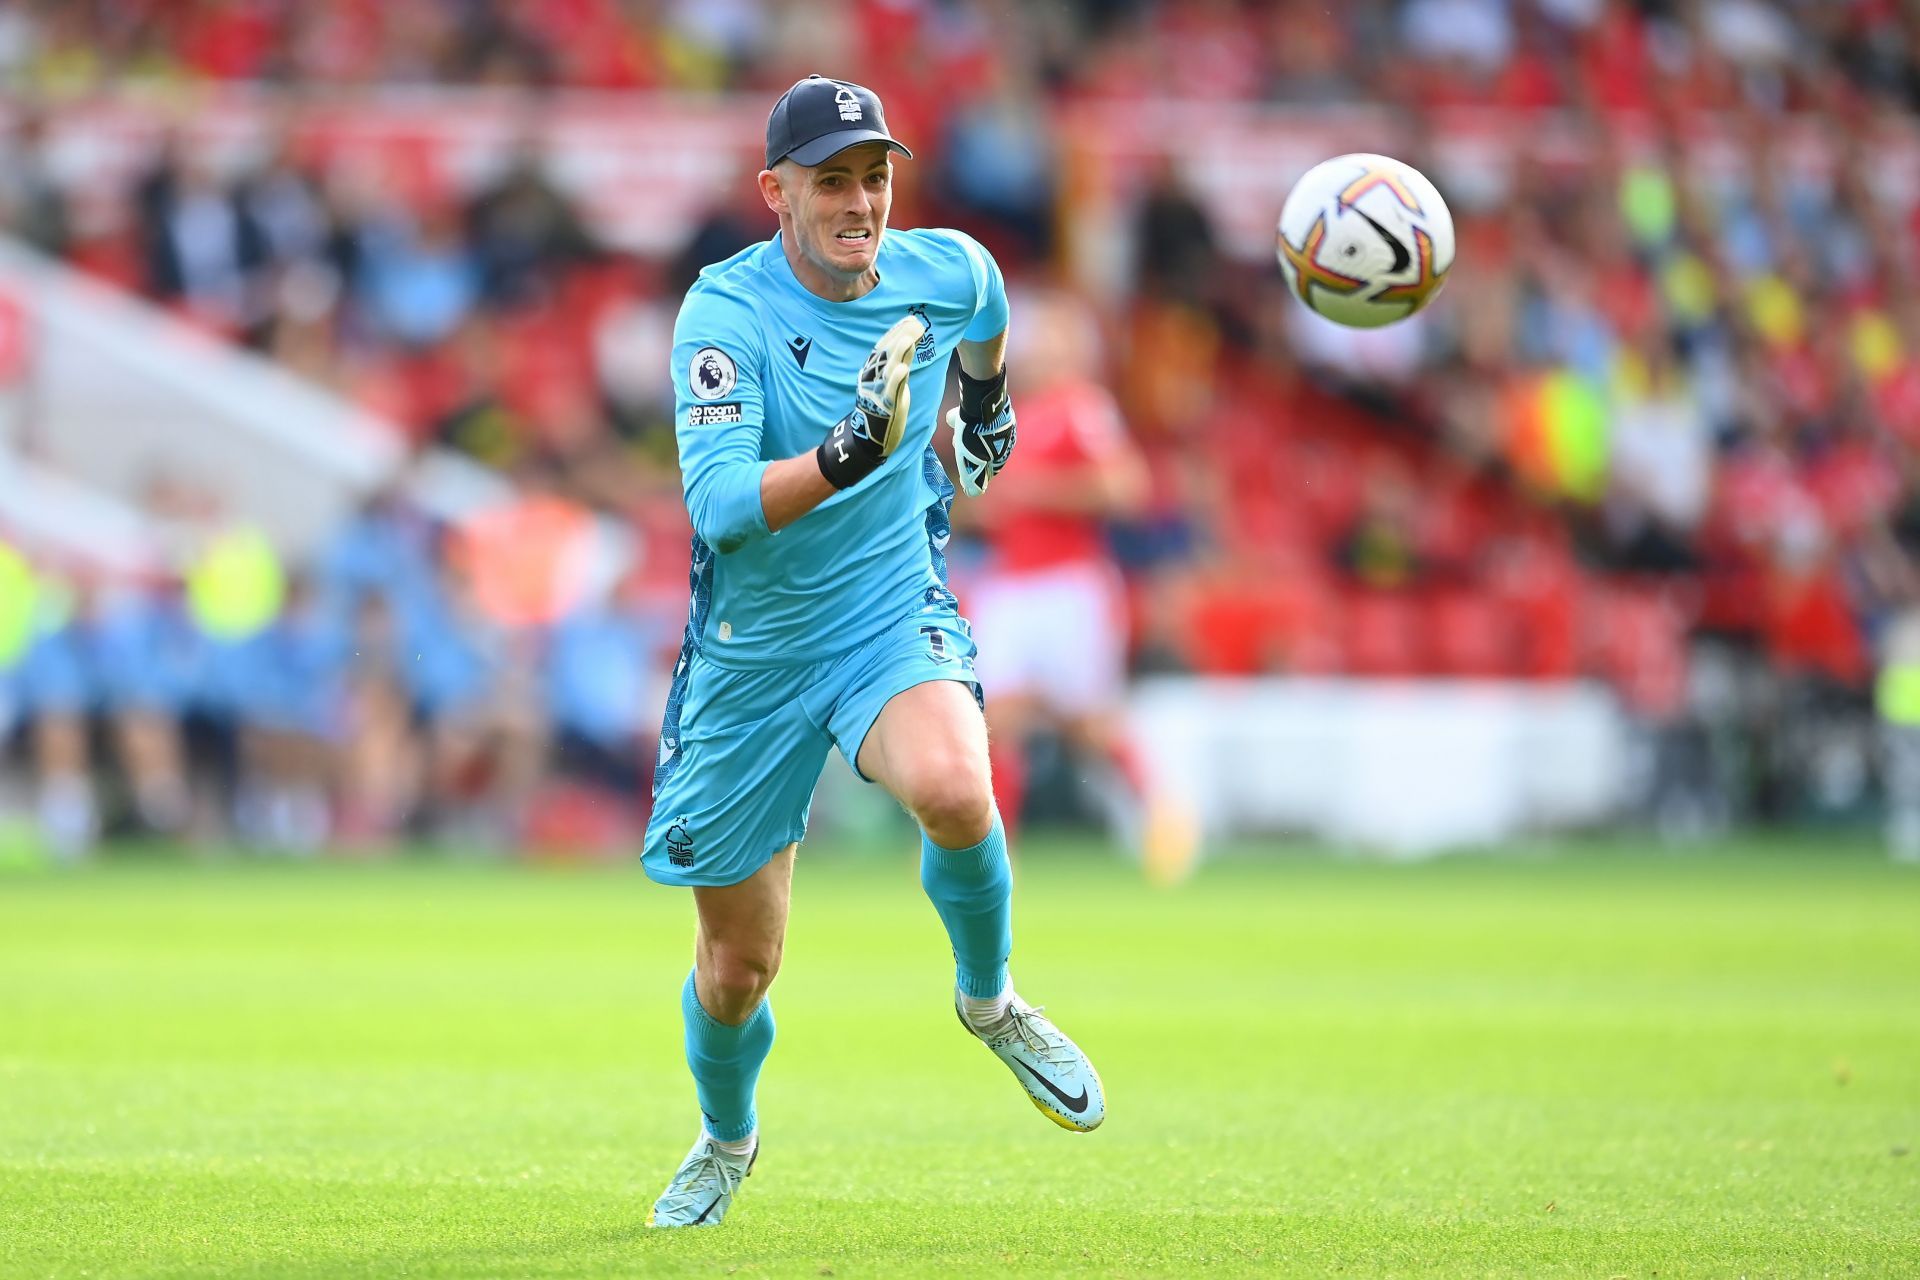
[908,306,935,367]
[665,817,696,868]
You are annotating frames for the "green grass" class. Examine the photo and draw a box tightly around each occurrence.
[2,837,1917,1278]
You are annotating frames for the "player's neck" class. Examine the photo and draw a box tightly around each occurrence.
[779,228,880,303]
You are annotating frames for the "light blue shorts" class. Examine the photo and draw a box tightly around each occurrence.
[642,604,980,887]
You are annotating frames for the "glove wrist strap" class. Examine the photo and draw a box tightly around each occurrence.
[957,365,1008,425]
[817,414,882,490]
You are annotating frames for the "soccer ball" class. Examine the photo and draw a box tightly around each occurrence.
[1275,153,1454,329]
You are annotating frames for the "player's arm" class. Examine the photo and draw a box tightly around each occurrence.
[675,315,775,554]
[744,316,930,533]
[749,314,929,531]
[958,330,1007,380]
[757,455,837,533]
[809,314,927,495]
[676,302,923,551]
[945,232,1016,496]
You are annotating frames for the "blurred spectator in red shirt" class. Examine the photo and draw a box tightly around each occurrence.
[959,290,1165,838]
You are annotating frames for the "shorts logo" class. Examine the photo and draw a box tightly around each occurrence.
[907,306,936,367]
[921,625,954,664]
[665,816,696,868]
[688,402,742,426]
[689,347,737,401]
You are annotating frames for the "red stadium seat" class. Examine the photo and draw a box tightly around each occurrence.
[1430,590,1514,677]
[1588,585,1690,718]
[1342,590,1425,678]
[1182,572,1340,676]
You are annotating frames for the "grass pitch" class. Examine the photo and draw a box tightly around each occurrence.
[2,836,1917,1278]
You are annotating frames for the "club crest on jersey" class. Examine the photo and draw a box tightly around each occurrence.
[907,306,936,367]
[689,347,737,401]
[665,816,696,868]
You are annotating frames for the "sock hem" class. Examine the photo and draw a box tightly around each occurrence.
[956,967,1011,1000]
[683,975,770,1044]
[703,1118,758,1145]
[923,812,1005,876]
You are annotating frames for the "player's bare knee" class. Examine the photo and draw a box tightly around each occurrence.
[910,767,995,848]
[702,945,779,1022]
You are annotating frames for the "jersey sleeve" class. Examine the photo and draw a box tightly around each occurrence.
[672,288,771,555]
[948,230,1009,341]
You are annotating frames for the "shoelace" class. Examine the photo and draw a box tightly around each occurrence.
[657,1147,745,1216]
[1001,1002,1076,1068]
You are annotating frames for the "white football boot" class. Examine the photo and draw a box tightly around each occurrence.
[646,1133,756,1228]
[958,991,1106,1132]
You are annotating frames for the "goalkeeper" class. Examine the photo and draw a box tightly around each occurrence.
[642,75,1106,1229]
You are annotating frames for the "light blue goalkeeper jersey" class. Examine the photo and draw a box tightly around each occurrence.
[670,227,1008,669]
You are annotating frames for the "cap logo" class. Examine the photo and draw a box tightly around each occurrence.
[835,85,863,123]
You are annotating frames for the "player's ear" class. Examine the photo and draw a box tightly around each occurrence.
[758,167,789,217]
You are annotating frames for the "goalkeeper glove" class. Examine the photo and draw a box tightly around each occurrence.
[816,314,928,490]
[946,364,1015,497]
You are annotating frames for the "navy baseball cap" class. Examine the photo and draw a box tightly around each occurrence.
[764,74,912,170]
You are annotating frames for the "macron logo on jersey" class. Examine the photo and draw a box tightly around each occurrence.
[786,334,813,369]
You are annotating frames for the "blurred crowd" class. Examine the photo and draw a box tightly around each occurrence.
[5,0,1920,110]
[0,475,671,858]
[5,0,1920,845]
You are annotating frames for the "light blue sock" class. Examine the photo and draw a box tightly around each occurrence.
[920,811,1013,999]
[681,969,774,1142]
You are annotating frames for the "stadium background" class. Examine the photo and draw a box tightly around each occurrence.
[3,4,1919,1277]
[7,0,1920,859]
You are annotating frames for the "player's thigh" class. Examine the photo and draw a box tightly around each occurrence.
[829,610,984,782]
[854,678,991,816]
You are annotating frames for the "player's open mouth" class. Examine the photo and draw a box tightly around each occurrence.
[835,229,872,244]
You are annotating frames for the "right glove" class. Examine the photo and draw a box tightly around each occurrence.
[816,314,928,490]
[947,364,1015,497]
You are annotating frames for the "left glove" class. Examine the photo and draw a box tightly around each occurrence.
[817,314,928,490]
[947,365,1016,497]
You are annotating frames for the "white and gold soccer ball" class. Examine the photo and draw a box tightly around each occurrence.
[1275,153,1454,329]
